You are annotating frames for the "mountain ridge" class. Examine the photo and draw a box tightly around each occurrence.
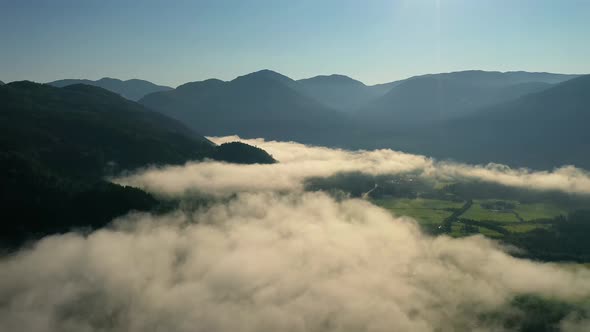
[357,70,580,128]
[48,77,173,101]
[0,81,277,246]
[296,74,387,112]
[418,74,590,169]
[139,69,355,145]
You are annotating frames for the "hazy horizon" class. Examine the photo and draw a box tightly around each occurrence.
[2,0,590,86]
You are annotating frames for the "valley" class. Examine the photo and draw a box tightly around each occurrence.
[3,2,590,331]
[306,171,590,262]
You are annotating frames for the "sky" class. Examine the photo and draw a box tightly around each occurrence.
[1,0,589,87]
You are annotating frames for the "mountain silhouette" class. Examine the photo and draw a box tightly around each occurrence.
[48,77,172,101]
[363,74,590,169]
[435,74,590,168]
[140,69,355,145]
[296,74,388,112]
[357,70,579,128]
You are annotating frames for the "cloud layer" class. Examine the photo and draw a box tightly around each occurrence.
[114,136,590,196]
[3,136,590,331]
[2,192,590,332]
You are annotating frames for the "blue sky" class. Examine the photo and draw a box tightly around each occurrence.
[1,0,589,86]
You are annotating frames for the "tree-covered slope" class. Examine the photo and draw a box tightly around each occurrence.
[0,151,158,247]
[209,142,276,164]
[0,81,215,178]
[0,82,275,247]
[0,82,217,246]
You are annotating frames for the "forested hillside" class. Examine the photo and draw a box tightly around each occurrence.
[0,82,274,246]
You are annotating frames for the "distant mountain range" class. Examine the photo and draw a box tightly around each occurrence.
[356,71,579,128]
[31,69,590,169]
[435,74,590,168]
[48,77,173,101]
[137,69,588,167]
[358,74,590,168]
[139,69,356,145]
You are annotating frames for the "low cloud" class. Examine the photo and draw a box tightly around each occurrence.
[114,136,590,196]
[4,136,590,331]
[2,192,590,332]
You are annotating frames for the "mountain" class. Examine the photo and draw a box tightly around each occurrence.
[1,81,214,178]
[425,75,590,169]
[0,82,275,247]
[0,81,4,85]
[296,74,388,112]
[0,81,211,245]
[291,71,578,116]
[357,70,579,128]
[209,142,276,164]
[140,70,356,145]
[48,77,173,101]
[369,80,404,95]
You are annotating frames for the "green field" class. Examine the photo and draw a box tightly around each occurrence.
[461,199,566,223]
[373,197,568,239]
[316,173,590,262]
[372,198,464,225]
[450,224,463,237]
[477,226,504,237]
[513,203,566,221]
[504,224,549,233]
[450,223,504,238]
[461,200,521,223]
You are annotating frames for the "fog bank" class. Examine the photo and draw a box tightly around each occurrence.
[114,136,590,196]
[2,192,589,332]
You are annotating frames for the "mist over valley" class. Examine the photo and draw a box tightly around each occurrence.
[2,1,590,331]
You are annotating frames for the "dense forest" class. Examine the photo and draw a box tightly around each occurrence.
[0,82,275,248]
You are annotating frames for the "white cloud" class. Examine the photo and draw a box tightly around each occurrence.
[1,192,589,332]
[5,136,590,331]
[114,136,590,196]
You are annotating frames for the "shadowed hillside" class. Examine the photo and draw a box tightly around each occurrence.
[1,81,214,178]
[140,70,356,146]
[362,75,590,169]
[209,142,276,164]
[296,74,388,112]
[357,70,579,128]
[0,82,275,246]
[432,74,590,169]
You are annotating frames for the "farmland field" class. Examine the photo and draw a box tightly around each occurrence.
[373,197,570,238]
[514,203,566,221]
[461,200,521,223]
[372,198,463,225]
[504,224,549,233]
